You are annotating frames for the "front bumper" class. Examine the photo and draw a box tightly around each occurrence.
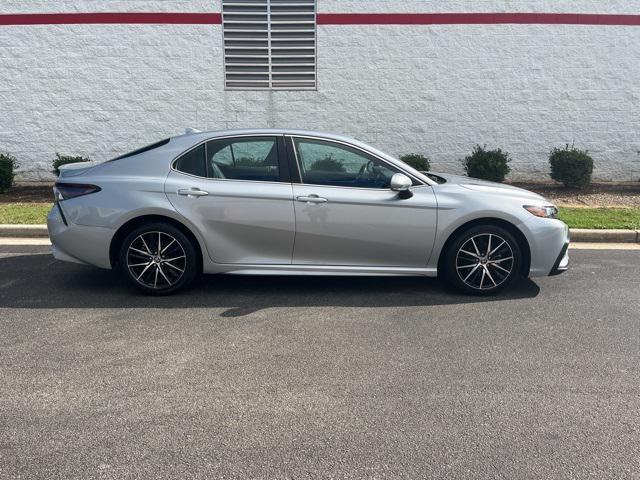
[47,205,114,269]
[549,241,570,275]
[520,216,570,277]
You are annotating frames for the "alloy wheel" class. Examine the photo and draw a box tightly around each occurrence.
[455,233,514,290]
[126,231,186,289]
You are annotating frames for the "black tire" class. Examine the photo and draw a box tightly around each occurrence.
[443,224,522,295]
[118,222,198,295]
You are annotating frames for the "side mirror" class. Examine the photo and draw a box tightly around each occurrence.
[390,173,413,199]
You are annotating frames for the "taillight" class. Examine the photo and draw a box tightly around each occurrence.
[53,183,101,201]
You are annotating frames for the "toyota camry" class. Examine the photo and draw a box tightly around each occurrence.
[48,129,569,295]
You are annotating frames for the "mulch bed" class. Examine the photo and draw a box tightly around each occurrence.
[0,184,54,203]
[1,182,639,207]
[509,182,640,208]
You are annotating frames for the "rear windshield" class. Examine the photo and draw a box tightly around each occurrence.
[110,138,170,161]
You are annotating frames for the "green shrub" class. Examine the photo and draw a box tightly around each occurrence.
[549,144,593,189]
[0,153,18,193]
[462,145,511,182]
[399,153,430,171]
[52,153,91,176]
[309,155,345,172]
[234,157,264,167]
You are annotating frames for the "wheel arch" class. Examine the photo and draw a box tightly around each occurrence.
[437,217,531,277]
[109,214,203,271]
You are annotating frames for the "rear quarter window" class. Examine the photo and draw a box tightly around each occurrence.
[174,144,206,177]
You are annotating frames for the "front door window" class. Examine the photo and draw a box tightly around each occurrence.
[293,138,399,189]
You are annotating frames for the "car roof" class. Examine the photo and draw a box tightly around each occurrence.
[171,128,360,145]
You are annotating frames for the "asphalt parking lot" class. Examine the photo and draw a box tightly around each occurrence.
[1,246,639,479]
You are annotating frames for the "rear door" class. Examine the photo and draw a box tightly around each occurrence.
[165,135,295,264]
[289,136,438,267]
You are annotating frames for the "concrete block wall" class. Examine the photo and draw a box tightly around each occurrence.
[1,1,639,181]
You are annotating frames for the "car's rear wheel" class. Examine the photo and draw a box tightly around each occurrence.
[119,222,198,295]
[443,225,521,295]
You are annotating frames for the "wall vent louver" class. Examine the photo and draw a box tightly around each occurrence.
[223,0,316,90]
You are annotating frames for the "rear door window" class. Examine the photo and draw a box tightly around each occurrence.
[206,137,280,182]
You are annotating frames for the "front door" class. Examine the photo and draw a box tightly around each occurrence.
[290,137,438,267]
[166,135,295,264]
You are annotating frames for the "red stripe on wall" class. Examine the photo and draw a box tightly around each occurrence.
[316,13,640,26]
[0,13,222,26]
[1,12,639,27]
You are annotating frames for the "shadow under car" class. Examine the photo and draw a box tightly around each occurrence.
[0,253,540,316]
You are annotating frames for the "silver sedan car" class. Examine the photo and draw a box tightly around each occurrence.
[48,129,569,295]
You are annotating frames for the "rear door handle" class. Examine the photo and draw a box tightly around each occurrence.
[177,188,209,198]
[296,195,328,204]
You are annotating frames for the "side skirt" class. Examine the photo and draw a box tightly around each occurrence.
[204,263,438,277]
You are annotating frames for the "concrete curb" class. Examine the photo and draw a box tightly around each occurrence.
[569,229,639,243]
[0,224,49,238]
[0,224,639,243]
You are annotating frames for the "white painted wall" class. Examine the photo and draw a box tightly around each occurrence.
[1,1,220,14]
[1,1,639,181]
[320,1,640,14]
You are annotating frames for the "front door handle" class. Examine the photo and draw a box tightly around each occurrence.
[297,195,328,204]
[177,188,209,198]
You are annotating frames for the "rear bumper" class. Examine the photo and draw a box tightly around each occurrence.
[47,205,113,269]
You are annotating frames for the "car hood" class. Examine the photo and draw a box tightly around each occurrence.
[429,172,549,203]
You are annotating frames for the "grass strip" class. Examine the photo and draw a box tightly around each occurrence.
[0,203,639,230]
[0,203,52,224]
[558,207,640,230]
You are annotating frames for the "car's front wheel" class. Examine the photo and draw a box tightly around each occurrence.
[119,222,198,295]
[443,225,521,295]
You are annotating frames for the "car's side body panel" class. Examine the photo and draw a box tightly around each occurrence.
[165,171,296,265]
[428,182,569,276]
[51,151,212,269]
[291,184,437,267]
[47,205,113,268]
[284,133,437,267]
[163,134,298,265]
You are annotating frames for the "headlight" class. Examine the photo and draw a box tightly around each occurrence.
[523,205,558,219]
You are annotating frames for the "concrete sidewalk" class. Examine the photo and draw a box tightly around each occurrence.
[2,224,639,243]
